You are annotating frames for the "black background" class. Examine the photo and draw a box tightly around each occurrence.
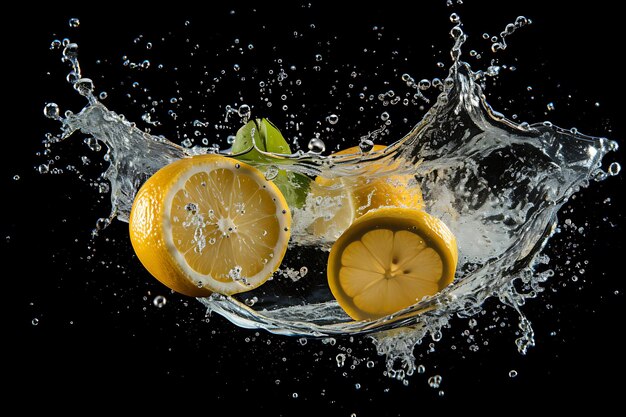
[5,0,624,413]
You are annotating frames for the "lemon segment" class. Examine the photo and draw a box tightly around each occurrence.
[327,207,457,321]
[129,154,291,297]
[309,145,424,241]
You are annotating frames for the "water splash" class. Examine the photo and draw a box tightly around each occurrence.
[41,13,619,381]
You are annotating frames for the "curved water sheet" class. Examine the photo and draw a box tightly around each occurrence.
[197,62,617,336]
[56,58,616,337]
[46,19,619,376]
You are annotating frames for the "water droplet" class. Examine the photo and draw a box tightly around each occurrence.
[73,78,95,96]
[43,103,60,119]
[238,104,251,119]
[98,182,110,194]
[50,39,62,50]
[608,162,621,176]
[336,353,346,367]
[264,165,279,181]
[509,369,518,378]
[95,217,111,231]
[308,137,326,153]
[68,18,80,28]
[153,295,167,308]
[359,138,375,153]
[428,375,442,388]
[327,114,339,125]
[62,43,79,60]
[418,79,431,90]
[592,168,608,182]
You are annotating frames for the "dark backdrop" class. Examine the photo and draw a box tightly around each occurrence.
[5,1,624,413]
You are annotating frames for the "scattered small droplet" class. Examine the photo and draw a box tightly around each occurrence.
[308,137,326,153]
[428,375,442,388]
[44,103,60,119]
[327,114,339,125]
[336,353,346,367]
[238,104,251,119]
[153,295,167,308]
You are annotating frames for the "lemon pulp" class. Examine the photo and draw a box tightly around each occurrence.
[327,207,457,321]
[129,154,291,297]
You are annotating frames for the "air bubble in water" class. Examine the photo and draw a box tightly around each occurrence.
[299,266,308,277]
[32,318,39,326]
[308,137,326,153]
[547,102,555,111]
[98,91,108,100]
[417,365,425,374]
[153,295,167,308]
[509,370,518,378]
[44,103,60,119]
[68,18,80,28]
[264,165,279,181]
[380,112,390,121]
[38,164,50,174]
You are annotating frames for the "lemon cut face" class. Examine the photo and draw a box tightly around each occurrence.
[129,154,291,297]
[327,207,457,321]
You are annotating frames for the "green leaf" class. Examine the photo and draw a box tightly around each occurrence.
[232,118,310,208]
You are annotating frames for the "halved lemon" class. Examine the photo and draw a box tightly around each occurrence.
[327,207,457,321]
[310,145,424,241]
[129,154,292,297]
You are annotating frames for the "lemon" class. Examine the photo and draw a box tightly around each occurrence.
[327,207,457,321]
[310,145,424,241]
[129,154,292,297]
